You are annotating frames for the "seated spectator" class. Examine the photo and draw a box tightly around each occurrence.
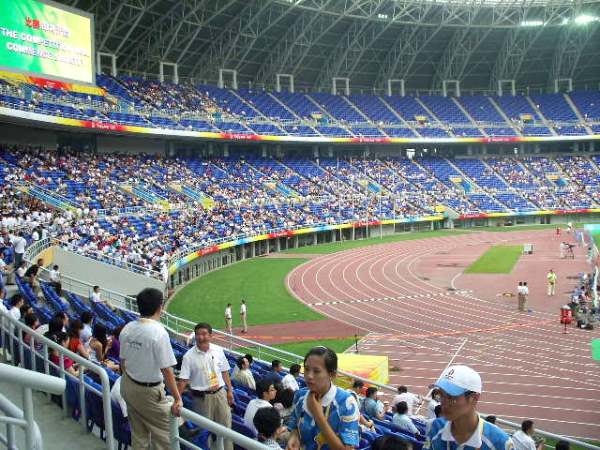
[67,320,90,358]
[50,331,79,377]
[555,441,570,450]
[281,363,301,392]
[49,264,62,296]
[392,385,421,414]
[372,435,412,450]
[23,312,40,347]
[15,261,27,279]
[347,380,365,410]
[273,387,295,427]
[80,311,94,349]
[244,378,277,435]
[362,387,386,420]
[232,355,256,390]
[106,325,123,360]
[9,294,24,321]
[89,323,120,371]
[512,420,545,450]
[485,415,497,424]
[19,303,33,321]
[23,264,40,297]
[262,359,284,387]
[392,401,420,435]
[254,407,285,449]
[425,405,442,435]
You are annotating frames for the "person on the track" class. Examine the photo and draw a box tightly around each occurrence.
[547,269,557,296]
[424,365,513,450]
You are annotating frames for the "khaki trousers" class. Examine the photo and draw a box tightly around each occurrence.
[241,313,248,332]
[225,318,232,333]
[191,389,233,450]
[121,373,172,450]
[548,283,555,296]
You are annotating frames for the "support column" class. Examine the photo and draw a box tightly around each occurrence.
[331,231,336,242]
[351,226,356,241]
[293,236,299,248]
[431,221,435,230]
[275,238,281,252]
[251,242,256,257]
[313,233,318,245]
[266,239,271,254]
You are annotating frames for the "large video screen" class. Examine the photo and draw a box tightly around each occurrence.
[0,0,94,84]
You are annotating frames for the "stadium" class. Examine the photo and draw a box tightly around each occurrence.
[0,0,600,448]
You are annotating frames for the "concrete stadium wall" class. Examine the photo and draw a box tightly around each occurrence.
[453,212,600,229]
[0,123,58,147]
[96,135,166,155]
[53,247,165,297]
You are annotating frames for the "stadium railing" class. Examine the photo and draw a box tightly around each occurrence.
[0,311,271,450]
[23,239,600,450]
[0,364,64,450]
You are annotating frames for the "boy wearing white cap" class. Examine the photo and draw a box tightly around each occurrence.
[424,365,513,450]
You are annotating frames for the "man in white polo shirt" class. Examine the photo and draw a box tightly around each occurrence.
[240,299,248,333]
[512,420,544,450]
[177,322,234,450]
[120,288,182,449]
[224,303,233,334]
[424,365,513,450]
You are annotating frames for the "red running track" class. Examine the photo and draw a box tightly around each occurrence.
[286,229,600,440]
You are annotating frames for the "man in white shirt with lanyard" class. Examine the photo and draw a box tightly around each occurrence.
[240,299,248,333]
[177,322,234,450]
[224,303,233,334]
[120,288,182,449]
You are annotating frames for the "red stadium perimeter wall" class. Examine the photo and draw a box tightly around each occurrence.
[1,106,600,145]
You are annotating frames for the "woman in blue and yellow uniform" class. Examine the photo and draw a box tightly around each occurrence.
[286,347,360,450]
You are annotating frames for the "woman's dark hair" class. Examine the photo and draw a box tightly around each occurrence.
[80,311,93,324]
[275,388,295,409]
[352,380,364,389]
[395,401,408,415]
[92,323,109,350]
[48,316,64,334]
[24,312,38,328]
[555,441,570,450]
[68,320,83,339]
[397,385,408,393]
[372,435,412,450]
[521,420,534,433]
[236,355,247,370]
[256,379,274,400]
[289,364,301,376]
[53,331,68,346]
[10,294,23,307]
[253,407,281,440]
[366,387,378,398]
[20,303,32,317]
[112,325,124,339]
[136,288,163,317]
[303,346,337,374]
[244,354,254,364]
[485,415,497,424]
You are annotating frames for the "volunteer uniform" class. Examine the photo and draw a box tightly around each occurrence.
[120,318,177,449]
[179,343,233,450]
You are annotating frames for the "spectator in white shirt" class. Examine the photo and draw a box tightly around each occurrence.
[425,388,441,420]
[49,264,62,296]
[281,364,301,392]
[9,294,24,321]
[91,285,104,304]
[513,420,545,450]
[15,261,27,279]
[391,385,421,415]
[244,378,277,435]
[232,355,256,390]
[11,232,27,268]
[392,401,420,435]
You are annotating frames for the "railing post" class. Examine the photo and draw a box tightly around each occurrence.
[22,387,35,450]
[60,356,68,419]
[79,369,87,432]
[170,415,181,450]
[6,420,16,450]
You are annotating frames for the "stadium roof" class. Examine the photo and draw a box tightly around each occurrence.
[68,0,600,93]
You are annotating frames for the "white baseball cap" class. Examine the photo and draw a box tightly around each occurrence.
[435,365,482,396]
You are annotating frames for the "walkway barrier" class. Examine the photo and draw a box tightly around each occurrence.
[0,364,64,450]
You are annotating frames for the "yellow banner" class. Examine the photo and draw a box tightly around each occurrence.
[336,353,389,389]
